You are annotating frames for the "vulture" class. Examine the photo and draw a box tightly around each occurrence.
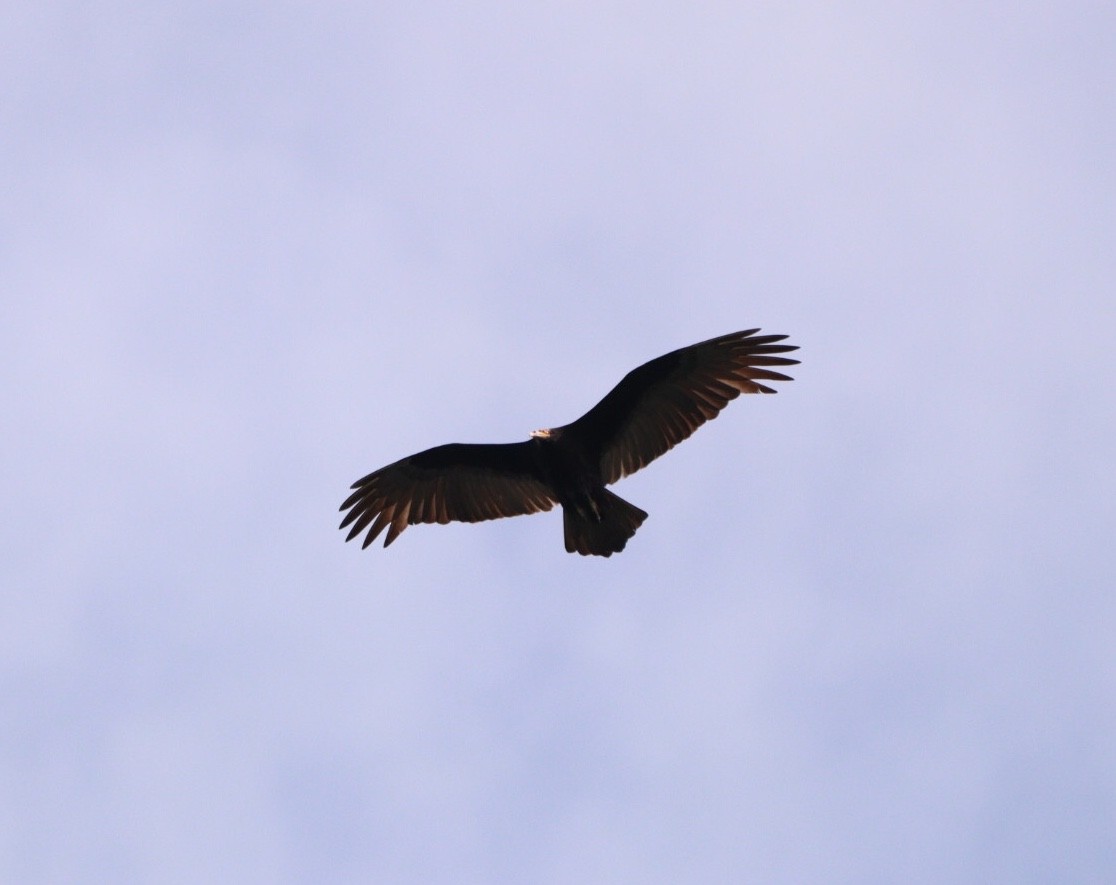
[340,329,798,557]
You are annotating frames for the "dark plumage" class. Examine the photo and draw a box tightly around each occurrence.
[340,329,799,556]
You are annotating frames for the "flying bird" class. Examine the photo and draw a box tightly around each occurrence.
[340,329,799,557]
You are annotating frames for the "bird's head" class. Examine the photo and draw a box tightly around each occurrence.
[529,428,553,440]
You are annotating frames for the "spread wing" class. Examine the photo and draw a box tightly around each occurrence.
[339,442,557,548]
[563,329,799,485]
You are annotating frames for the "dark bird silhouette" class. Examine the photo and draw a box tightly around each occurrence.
[340,329,799,556]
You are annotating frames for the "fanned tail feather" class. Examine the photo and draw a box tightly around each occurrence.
[563,489,648,557]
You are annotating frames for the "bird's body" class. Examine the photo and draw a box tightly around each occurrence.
[340,329,798,556]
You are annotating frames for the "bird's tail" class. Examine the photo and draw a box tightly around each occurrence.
[563,489,648,557]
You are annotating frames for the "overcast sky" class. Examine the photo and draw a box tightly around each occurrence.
[3,2,1115,882]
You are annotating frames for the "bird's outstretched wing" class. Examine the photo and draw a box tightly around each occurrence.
[564,329,799,484]
[339,442,556,548]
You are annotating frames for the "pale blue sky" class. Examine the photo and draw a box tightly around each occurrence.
[3,2,1115,882]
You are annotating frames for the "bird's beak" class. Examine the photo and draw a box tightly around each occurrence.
[530,429,550,439]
